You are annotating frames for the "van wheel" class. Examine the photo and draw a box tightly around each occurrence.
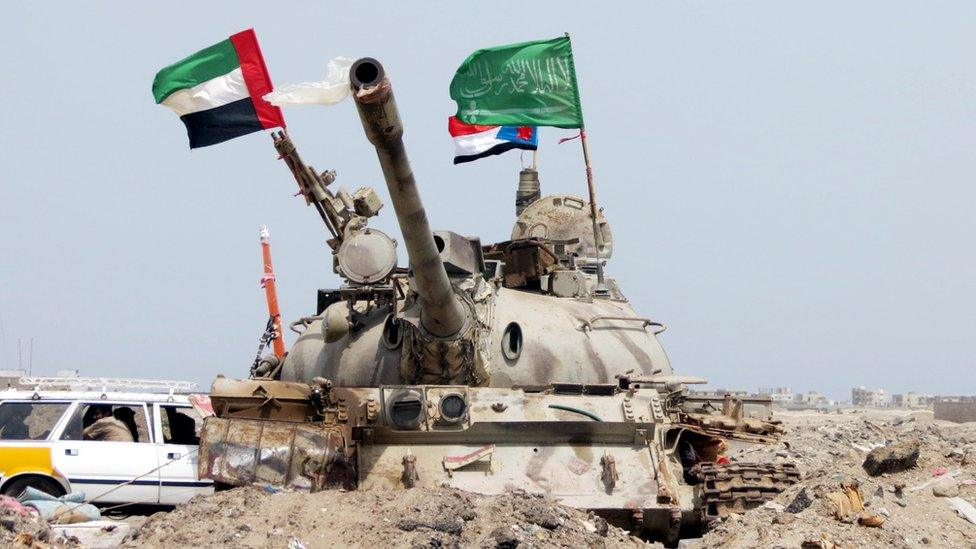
[1,476,64,498]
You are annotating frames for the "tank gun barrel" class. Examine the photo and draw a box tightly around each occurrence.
[349,58,465,338]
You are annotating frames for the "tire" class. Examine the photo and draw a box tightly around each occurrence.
[1,476,64,498]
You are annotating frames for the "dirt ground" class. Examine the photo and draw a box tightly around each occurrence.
[111,409,976,549]
[701,409,976,548]
[121,486,645,548]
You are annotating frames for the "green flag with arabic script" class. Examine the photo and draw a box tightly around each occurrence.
[450,36,584,128]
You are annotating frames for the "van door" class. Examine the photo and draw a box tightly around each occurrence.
[51,401,160,505]
[154,404,213,504]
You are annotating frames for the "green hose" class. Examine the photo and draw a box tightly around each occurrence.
[547,403,603,422]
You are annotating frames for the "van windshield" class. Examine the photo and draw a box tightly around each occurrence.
[0,402,71,440]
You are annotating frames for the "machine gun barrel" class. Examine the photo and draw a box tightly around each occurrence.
[349,57,465,338]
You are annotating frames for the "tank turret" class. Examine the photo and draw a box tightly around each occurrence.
[275,57,673,388]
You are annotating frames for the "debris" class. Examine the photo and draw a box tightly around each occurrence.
[763,501,785,512]
[801,533,839,548]
[932,481,960,498]
[910,469,962,492]
[932,466,949,477]
[0,496,29,517]
[824,480,886,527]
[121,486,632,548]
[785,487,813,513]
[946,497,976,526]
[50,520,131,548]
[490,525,520,548]
[772,513,795,525]
[18,487,100,524]
[862,439,920,476]
[858,514,885,528]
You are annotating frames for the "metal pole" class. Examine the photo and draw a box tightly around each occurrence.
[259,226,286,358]
[563,32,609,296]
[579,127,608,294]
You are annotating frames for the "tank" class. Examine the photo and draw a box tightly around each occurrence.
[201,57,797,544]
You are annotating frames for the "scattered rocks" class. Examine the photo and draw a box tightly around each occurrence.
[862,439,920,476]
[772,513,796,525]
[702,410,976,548]
[519,500,562,530]
[785,487,813,513]
[932,481,960,498]
[490,526,520,548]
[122,486,634,548]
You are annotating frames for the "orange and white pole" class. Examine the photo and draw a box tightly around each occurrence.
[259,225,286,358]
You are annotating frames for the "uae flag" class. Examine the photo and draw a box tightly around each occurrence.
[152,29,285,148]
[448,116,537,164]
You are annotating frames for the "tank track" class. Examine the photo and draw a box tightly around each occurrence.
[695,461,801,524]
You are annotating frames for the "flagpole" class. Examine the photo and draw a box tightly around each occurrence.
[565,33,608,295]
[579,127,608,294]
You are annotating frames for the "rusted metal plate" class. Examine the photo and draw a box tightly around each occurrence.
[199,417,355,491]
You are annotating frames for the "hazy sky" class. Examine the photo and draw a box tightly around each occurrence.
[1,3,974,400]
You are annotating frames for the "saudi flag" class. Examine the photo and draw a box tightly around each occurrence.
[152,29,285,148]
[450,36,584,129]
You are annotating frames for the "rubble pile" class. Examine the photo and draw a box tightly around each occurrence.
[122,485,645,548]
[0,496,76,548]
[701,410,976,548]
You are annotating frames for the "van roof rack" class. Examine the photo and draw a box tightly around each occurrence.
[17,377,198,393]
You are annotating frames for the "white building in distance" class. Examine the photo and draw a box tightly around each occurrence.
[758,387,794,403]
[852,386,891,407]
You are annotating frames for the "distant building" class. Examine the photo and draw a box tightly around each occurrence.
[933,396,976,423]
[852,386,891,407]
[709,388,750,397]
[793,390,832,408]
[892,392,931,409]
[758,387,794,403]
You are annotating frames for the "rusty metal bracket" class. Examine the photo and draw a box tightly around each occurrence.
[402,450,419,488]
[600,452,619,492]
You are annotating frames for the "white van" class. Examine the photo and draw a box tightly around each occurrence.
[0,379,214,506]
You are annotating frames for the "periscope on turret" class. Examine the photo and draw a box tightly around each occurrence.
[199,57,797,544]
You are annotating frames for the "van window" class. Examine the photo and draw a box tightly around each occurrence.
[0,402,71,441]
[159,406,202,445]
[60,403,151,443]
